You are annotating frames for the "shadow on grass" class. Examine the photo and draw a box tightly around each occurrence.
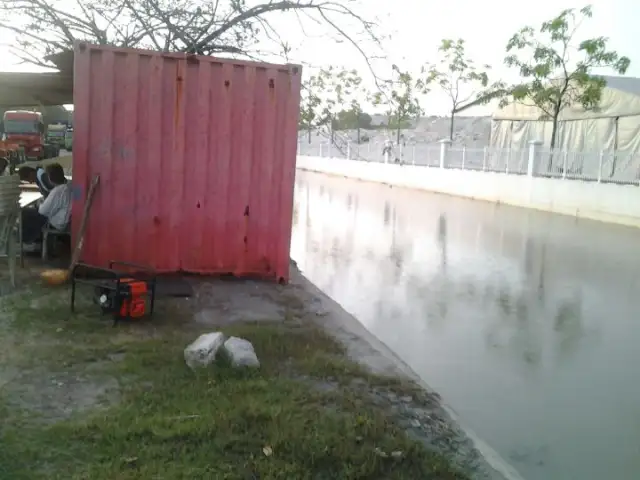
[0,284,468,480]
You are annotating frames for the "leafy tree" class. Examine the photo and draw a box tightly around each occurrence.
[358,111,372,129]
[299,75,323,144]
[296,67,366,151]
[335,108,372,131]
[420,38,503,141]
[0,0,383,70]
[503,5,630,155]
[337,104,370,144]
[373,65,422,144]
[314,67,364,143]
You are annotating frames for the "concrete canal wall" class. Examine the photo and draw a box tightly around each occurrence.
[297,155,640,228]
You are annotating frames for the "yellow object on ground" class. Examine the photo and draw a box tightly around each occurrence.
[40,269,70,286]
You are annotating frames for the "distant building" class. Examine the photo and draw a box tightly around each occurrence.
[490,75,640,154]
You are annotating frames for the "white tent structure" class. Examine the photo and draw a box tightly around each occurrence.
[490,76,640,154]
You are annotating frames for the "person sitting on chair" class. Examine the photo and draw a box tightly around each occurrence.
[18,165,56,197]
[21,163,71,251]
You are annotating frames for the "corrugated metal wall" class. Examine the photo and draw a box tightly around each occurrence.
[72,43,301,282]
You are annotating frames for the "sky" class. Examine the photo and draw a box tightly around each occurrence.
[0,0,638,115]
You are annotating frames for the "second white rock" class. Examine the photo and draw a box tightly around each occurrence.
[222,336,260,368]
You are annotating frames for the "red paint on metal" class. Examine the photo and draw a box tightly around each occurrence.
[72,43,302,282]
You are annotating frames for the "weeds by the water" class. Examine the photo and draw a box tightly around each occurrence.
[0,283,468,480]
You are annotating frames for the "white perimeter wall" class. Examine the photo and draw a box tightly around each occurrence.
[297,156,640,228]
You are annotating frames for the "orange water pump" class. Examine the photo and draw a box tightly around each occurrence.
[71,261,157,325]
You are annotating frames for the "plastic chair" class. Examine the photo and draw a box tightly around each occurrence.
[42,221,71,261]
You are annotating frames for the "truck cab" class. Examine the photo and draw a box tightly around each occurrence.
[46,123,67,149]
[0,110,54,161]
[64,126,73,151]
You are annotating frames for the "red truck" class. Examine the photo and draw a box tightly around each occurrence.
[0,110,59,161]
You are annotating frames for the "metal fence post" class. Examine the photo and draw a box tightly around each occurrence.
[462,147,466,170]
[482,147,487,171]
[562,151,568,179]
[597,150,604,183]
[412,146,416,165]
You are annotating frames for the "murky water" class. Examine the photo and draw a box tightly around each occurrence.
[291,170,640,480]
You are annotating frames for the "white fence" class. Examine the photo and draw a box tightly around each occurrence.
[297,140,640,186]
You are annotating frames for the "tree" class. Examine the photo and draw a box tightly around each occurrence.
[296,67,366,151]
[0,0,382,71]
[503,5,630,156]
[373,65,422,144]
[420,38,503,141]
[314,66,364,144]
[335,108,372,131]
[299,75,322,144]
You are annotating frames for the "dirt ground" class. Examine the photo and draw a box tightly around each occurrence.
[0,258,515,479]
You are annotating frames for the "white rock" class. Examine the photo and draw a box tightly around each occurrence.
[222,336,260,368]
[184,332,226,369]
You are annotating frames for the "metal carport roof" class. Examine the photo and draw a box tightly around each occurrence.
[0,71,73,107]
[0,50,74,107]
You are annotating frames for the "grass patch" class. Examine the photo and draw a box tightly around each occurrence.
[0,284,468,479]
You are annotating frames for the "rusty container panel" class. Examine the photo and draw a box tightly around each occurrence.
[72,43,301,282]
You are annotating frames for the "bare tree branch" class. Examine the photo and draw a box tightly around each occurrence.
[0,0,385,85]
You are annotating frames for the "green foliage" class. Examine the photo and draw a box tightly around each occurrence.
[299,67,369,143]
[334,108,372,130]
[420,39,493,111]
[317,67,365,129]
[372,65,422,142]
[299,76,323,132]
[0,283,469,480]
[419,38,503,139]
[503,5,630,147]
[386,118,413,130]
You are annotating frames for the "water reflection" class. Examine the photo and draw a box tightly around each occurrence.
[291,170,640,480]
[437,214,447,270]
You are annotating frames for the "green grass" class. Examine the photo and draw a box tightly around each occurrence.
[0,284,468,480]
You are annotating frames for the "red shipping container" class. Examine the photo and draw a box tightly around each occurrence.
[72,42,302,282]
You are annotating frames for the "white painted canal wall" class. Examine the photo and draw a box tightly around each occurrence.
[297,155,640,228]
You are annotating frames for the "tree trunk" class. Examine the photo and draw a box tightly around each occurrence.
[396,126,400,145]
[307,127,311,144]
[357,127,361,144]
[449,113,455,141]
[548,114,560,172]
